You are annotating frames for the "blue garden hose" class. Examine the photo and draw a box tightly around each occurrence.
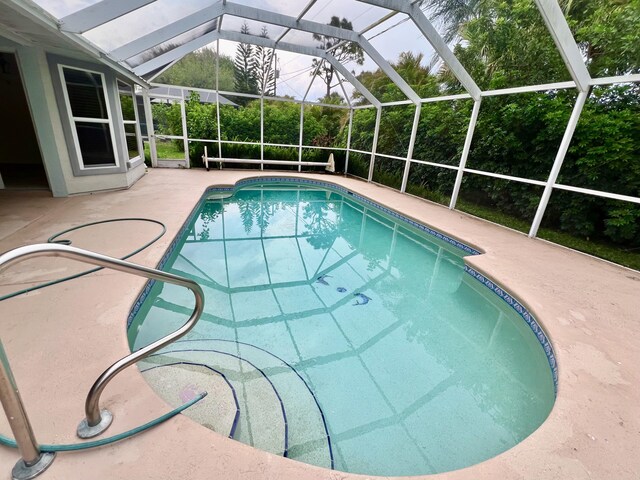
[0,392,207,452]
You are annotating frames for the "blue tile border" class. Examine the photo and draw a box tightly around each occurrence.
[464,265,558,394]
[126,176,558,395]
[127,184,212,328]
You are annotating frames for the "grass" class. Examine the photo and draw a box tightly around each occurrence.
[143,141,184,161]
[537,230,640,271]
[456,201,640,271]
[405,183,451,207]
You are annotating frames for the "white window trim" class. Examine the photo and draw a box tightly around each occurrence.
[58,64,120,170]
[117,79,142,164]
[123,120,142,163]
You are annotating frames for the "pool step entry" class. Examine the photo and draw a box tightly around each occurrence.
[139,363,239,438]
[139,339,333,469]
[181,339,333,468]
[140,349,286,456]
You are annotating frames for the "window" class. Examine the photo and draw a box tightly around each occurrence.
[118,80,142,161]
[59,66,118,168]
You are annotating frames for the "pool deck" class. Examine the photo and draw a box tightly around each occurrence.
[1,169,638,480]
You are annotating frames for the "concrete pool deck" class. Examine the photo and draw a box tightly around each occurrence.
[0,169,638,480]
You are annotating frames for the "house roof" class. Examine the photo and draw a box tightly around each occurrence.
[0,0,149,87]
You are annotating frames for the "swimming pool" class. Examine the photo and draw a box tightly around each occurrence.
[128,178,556,476]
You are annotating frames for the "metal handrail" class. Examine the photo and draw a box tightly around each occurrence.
[0,243,205,476]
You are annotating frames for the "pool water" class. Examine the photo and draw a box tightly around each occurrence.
[128,182,555,476]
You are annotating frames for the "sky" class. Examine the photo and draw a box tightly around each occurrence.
[34,0,441,101]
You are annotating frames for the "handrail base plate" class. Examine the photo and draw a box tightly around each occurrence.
[12,452,55,480]
[77,409,113,439]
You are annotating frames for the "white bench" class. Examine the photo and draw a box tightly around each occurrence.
[202,146,335,172]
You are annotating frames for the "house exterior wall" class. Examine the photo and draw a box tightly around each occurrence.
[0,35,145,197]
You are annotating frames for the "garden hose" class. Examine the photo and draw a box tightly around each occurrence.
[0,392,207,452]
[0,218,166,302]
[0,217,202,454]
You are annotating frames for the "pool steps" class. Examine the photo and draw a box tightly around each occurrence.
[140,339,333,469]
[139,362,240,440]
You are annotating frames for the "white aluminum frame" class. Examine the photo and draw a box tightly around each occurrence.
[59,0,156,34]
[149,84,354,171]
[141,88,157,167]
[368,107,382,182]
[357,0,481,101]
[344,109,354,174]
[180,89,190,168]
[220,1,420,104]
[213,29,381,108]
[134,30,221,76]
[215,38,223,160]
[533,0,591,92]
[400,104,422,193]
[110,3,224,61]
[43,0,638,243]
[3,0,149,87]
[450,100,482,209]
[529,90,589,236]
[117,79,143,164]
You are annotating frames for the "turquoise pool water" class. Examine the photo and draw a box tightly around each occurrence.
[128,181,555,476]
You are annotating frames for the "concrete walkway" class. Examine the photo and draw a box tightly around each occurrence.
[0,169,638,480]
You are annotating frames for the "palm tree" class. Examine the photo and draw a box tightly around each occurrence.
[428,0,486,42]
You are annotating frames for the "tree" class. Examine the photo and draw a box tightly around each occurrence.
[429,0,639,90]
[311,16,364,98]
[344,32,640,250]
[155,48,234,91]
[564,0,640,76]
[430,0,571,91]
[254,26,276,96]
[309,92,348,146]
[234,22,258,96]
[354,52,440,103]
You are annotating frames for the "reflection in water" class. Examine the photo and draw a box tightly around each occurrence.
[130,184,555,476]
[303,200,339,250]
[195,202,221,241]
